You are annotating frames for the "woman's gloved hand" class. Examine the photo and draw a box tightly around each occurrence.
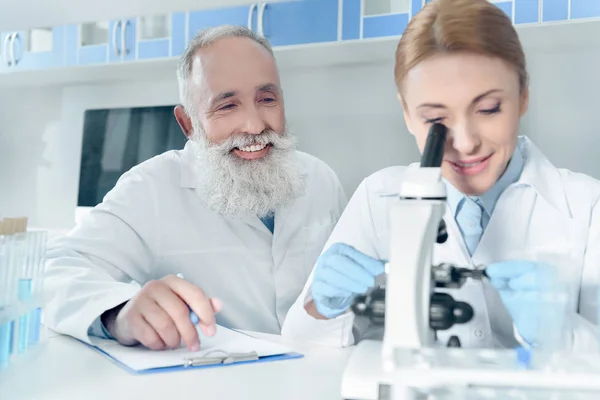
[486,260,566,346]
[311,243,386,319]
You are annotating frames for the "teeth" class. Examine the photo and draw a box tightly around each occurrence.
[457,161,482,167]
[238,144,267,153]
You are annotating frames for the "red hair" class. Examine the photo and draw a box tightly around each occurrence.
[395,0,528,93]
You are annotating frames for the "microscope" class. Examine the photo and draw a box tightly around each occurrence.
[339,124,600,400]
[339,123,479,400]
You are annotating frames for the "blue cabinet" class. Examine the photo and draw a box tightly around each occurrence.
[64,19,137,65]
[188,5,255,41]
[108,19,136,63]
[260,0,339,46]
[2,0,599,77]
[64,14,186,66]
[344,0,412,40]
[135,14,187,60]
[64,21,112,66]
[363,13,409,39]
[0,27,64,72]
[0,32,12,73]
[187,1,339,49]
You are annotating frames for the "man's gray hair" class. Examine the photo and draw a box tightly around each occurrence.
[176,25,275,111]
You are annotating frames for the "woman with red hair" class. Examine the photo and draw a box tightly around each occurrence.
[283,0,600,352]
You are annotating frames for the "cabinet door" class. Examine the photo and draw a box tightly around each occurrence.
[188,5,255,42]
[64,22,111,66]
[0,32,13,73]
[108,19,133,63]
[11,26,65,71]
[362,0,410,39]
[136,13,186,60]
[260,0,339,47]
[121,18,137,62]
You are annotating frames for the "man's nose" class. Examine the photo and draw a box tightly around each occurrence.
[449,121,481,155]
[242,105,266,135]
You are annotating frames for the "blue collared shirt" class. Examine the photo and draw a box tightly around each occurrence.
[260,214,275,233]
[445,145,525,238]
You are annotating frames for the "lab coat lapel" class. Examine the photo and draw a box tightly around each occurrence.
[238,214,272,235]
[475,185,536,261]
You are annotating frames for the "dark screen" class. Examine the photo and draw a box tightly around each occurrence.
[78,105,186,207]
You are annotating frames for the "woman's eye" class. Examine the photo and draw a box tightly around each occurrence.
[480,103,501,115]
[425,117,444,124]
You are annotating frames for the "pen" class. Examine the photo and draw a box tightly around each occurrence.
[176,273,200,325]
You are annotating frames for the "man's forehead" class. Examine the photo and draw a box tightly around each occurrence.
[189,40,280,103]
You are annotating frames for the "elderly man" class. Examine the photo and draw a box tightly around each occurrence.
[43,25,346,352]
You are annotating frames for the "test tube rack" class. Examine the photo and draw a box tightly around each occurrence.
[0,217,47,369]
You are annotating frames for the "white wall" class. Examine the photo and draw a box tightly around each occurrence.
[1,35,600,231]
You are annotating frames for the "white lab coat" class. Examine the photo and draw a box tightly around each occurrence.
[43,141,347,344]
[281,136,600,352]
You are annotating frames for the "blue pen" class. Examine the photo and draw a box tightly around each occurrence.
[176,274,200,325]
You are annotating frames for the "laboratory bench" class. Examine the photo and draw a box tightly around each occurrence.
[0,329,353,400]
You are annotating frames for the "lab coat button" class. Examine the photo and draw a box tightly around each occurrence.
[474,329,483,338]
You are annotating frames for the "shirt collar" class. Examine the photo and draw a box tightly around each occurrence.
[445,139,525,218]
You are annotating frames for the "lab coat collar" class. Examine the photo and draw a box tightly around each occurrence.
[178,139,308,189]
[180,140,199,189]
[515,135,571,218]
[374,135,571,218]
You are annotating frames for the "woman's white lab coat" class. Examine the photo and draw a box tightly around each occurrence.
[281,136,600,352]
[43,141,347,344]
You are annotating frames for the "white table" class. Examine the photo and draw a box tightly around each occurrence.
[0,330,353,400]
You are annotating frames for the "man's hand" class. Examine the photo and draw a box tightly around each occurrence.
[103,275,222,351]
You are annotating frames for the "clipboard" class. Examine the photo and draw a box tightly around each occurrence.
[80,325,303,374]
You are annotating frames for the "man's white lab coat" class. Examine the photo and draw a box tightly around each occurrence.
[43,141,347,344]
[282,136,600,352]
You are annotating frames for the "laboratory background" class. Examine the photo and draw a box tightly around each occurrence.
[1,0,600,399]
[0,0,598,238]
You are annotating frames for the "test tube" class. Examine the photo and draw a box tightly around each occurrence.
[0,234,18,367]
[28,231,47,345]
[16,232,33,354]
[0,235,10,367]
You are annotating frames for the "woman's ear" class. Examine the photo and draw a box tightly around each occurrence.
[519,87,530,117]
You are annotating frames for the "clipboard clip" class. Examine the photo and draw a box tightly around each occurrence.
[183,350,259,367]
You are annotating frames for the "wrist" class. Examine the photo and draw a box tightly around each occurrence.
[101,301,137,345]
[304,300,329,320]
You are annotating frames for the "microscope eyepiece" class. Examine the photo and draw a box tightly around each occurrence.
[420,123,448,168]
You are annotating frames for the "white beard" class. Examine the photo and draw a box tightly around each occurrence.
[191,125,306,218]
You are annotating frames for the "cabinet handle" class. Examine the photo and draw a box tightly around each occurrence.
[112,20,122,56]
[122,20,131,55]
[9,32,19,66]
[247,3,257,31]
[3,33,12,66]
[257,2,267,37]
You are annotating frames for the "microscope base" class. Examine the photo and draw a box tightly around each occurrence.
[341,340,393,400]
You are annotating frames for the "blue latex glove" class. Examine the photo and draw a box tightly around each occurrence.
[486,260,564,346]
[311,243,386,319]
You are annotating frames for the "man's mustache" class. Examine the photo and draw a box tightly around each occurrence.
[215,130,284,154]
